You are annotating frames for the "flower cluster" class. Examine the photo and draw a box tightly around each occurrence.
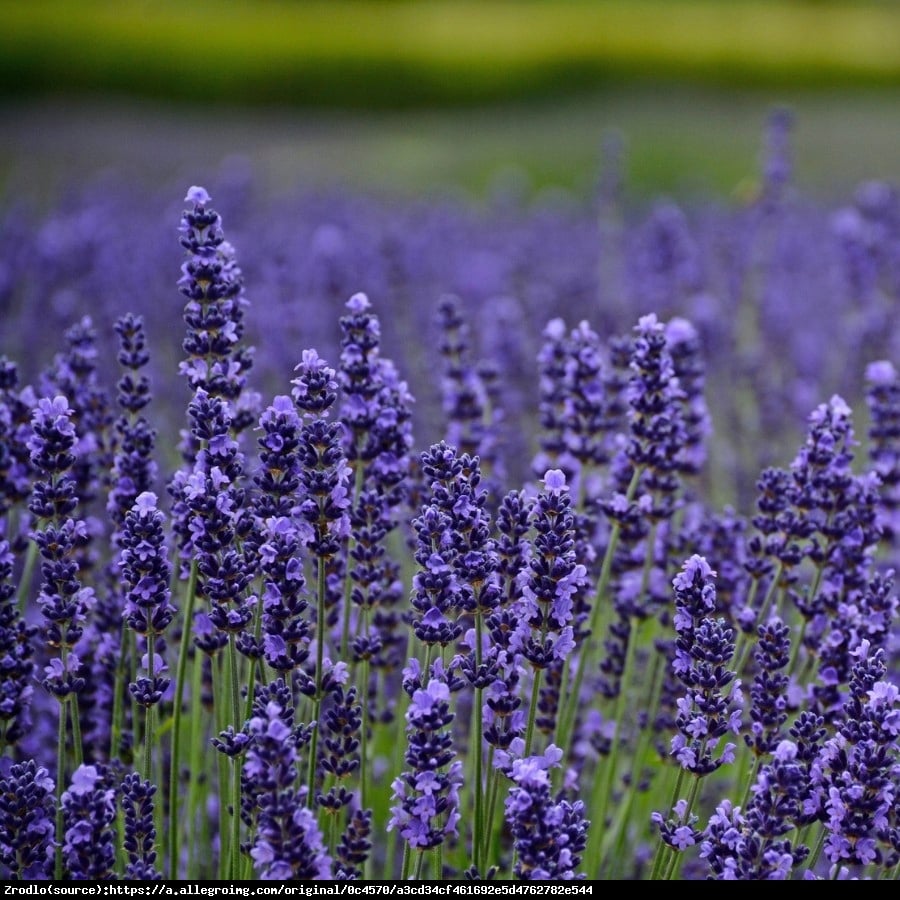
[3,155,900,884]
[389,668,463,852]
[668,555,743,776]
[178,187,254,418]
[503,746,589,880]
[119,492,175,708]
[243,696,332,880]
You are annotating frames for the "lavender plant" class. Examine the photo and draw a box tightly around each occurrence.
[1,126,899,883]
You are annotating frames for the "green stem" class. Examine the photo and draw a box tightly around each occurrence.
[307,557,327,808]
[593,518,657,870]
[663,774,701,880]
[15,539,38,616]
[228,633,242,880]
[740,755,761,812]
[186,647,206,879]
[168,561,197,879]
[400,842,412,881]
[360,657,371,815]
[69,693,83,769]
[213,652,229,879]
[110,624,129,763]
[523,668,542,758]
[604,645,666,870]
[649,766,686,880]
[480,746,497,866]
[54,700,67,880]
[787,618,809,680]
[806,823,826,875]
[590,615,640,867]
[472,616,485,873]
[243,585,265,722]
[383,687,411,879]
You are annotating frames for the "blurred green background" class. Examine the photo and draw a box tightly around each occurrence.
[1,0,899,200]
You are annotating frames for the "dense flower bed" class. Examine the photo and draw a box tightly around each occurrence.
[0,113,899,880]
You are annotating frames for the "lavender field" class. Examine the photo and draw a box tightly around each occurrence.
[1,107,900,881]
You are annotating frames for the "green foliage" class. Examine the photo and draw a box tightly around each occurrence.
[2,0,900,108]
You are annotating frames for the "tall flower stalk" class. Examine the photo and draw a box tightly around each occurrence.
[119,491,175,791]
[291,350,351,811]
[27,395,93,877]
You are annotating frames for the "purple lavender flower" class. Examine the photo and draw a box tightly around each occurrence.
[183,390,254,640]
[674,504,752,636]
[318,685,363,811]
[533,318,621,486]
[388,670,463,853]
[61,764,117,880]
[744,616,791,757]
[700,740,809,879]
[28,396,93,706]
[667,555,743,777]
[78,313,158,760]
[664,317,711,477]
[510,470,584,674]
[243,696,332,879]
[865,359,900,544]
[0,358,34,539]
[253,395,303,522]
[291,350,351,781]
[787,395,857,564]
[408,443,467,648]
[291,351,351,564]
[120,773,161,880]
[811,644,899,868]
[493,490,532,607]
[0,759,55,879]
[503,745,589,880]
[337,292,414,681]
[0,539,36,750]
[107,313,157,531]
[338,291,385,469]
[435,296,503,488]
[335,808,372,880]
[651,797,701,858]
[482,657,525,755]
[178,186,255,425]
[251,396,312,673]
[623,313,689,519]
[119,492,175,709]
[39,315,113,573]
[256,515,312,675]
[747,466,805,577]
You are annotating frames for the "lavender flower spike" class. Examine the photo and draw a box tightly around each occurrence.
[504,746,589,880]
[120,491,175,709]
[0,759,55,879]
[61,764,117,880]
[244,697,332,879]
[669,555,743,777]
[388,671,463,853]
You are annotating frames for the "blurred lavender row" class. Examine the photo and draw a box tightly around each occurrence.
[2,113,897,510]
